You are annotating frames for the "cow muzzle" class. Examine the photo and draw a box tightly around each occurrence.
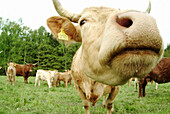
[99,11,163,66]
[97,11,164,84]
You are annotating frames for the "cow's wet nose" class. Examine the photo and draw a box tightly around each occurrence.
[116,16,133,28]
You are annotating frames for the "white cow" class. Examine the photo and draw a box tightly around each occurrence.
[7,62,16,85]
[35,70,58,88]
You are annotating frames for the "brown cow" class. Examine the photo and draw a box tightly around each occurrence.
[15,63,37,83]
[47,0,163,86]
[138,57,170,97]
[7,62,16,85]
[57,70,72,88]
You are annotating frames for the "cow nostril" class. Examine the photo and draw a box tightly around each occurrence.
[116,17,133,28]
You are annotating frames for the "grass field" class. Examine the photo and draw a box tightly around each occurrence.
[0,75,169,114]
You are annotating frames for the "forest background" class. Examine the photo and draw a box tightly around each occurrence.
[0,18,169,75]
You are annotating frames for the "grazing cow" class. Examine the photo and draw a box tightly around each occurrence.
[15,63,37,83]
[7,62,16,85]
[138,57,170,97]
[57,70,72,87]
[128,77,135,86]
[51,70,59,87]
[35,70,59,88]
[47,0,163,86]
[128,77,139,92]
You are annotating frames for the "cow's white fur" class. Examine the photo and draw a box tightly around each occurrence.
[35,70,58,88]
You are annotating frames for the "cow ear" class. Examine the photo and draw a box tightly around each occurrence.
[7,63,9,66]
[47,16,82,43]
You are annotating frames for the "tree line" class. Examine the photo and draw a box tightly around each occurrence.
[0,18,80,75]
[0,18,169,75]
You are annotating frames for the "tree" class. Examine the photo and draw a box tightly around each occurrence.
[0,18,80,75]
[164,44,170,57]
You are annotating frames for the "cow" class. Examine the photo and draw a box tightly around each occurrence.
[138,57,170,97]
[57,70,72,88]
[128,77,135,86]
[15,63,37,83]
[47,0,163,86]
[47,0,164,113]
[35,69,59,88]
[51,70,59,87]
[7,62,16,85]
[128,77,139,92]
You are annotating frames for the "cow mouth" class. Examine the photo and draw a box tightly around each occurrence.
[108,47,159,65]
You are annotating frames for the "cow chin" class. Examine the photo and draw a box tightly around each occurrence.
[110,50,160,79]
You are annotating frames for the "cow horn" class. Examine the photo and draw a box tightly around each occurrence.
[25,62,29,65]
[33,62,38,66]
[146,0,151,13]
[52,0,81,23]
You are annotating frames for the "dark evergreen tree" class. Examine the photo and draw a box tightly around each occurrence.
[0,18,80,75]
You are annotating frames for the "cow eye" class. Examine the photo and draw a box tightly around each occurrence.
[80,20,87,26]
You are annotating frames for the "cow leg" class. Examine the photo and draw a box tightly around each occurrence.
[11,76,15,86]
[38,80,41,86]
[47,79,52,88]
[143,85,146,97]
[142,77,147,97]
[138,78,143,97]
[128,78,132,86]
[23,74,27,83]
[155,83,158,90]
[35,78,38,87]
[69,80,71,86]
[65,81,68,88]
[102,95,106,107]
[134,78,138,92]
[106,86,120,114]
[59,81,61,86]
[25,77,28,84]
[52,80,56,87]
[74,84,90,114]
[56,80,58,86]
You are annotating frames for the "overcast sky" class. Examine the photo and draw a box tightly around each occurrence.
[1,0,170,48]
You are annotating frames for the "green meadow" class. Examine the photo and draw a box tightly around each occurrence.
[0,76,169,114]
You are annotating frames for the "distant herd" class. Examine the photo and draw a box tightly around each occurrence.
[4,57,170,113]
[6,62,72,88]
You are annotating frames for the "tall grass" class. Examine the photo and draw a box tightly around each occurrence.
[0,76,169,114]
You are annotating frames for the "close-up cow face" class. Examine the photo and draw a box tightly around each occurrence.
[47,0,164,85]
